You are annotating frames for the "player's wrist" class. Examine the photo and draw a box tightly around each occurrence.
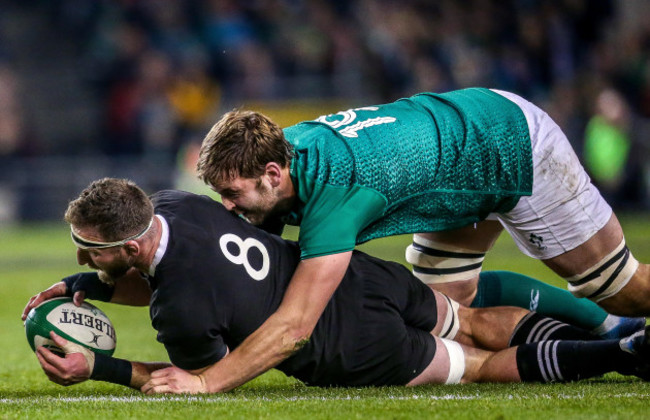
[90,353,132,386]
[62,272,114,302]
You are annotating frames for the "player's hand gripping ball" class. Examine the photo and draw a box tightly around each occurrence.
[25,297,116,356]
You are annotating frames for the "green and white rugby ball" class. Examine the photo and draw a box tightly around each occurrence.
[25,297,116,356]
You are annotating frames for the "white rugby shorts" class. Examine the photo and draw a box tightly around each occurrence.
[488,89,612,260]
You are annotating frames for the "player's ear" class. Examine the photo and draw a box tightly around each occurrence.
[123,240,140,257]
[264,162,283,187]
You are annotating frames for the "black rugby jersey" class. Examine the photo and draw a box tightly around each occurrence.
[149,190,437,386]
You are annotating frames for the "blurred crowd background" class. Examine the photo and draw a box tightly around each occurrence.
[0,0,649,221]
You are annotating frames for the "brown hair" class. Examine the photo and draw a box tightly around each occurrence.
[196,110,293,188]
[64,178,154,241]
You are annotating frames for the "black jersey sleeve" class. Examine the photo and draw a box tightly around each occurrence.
[157,307,229,370]
[164,340,227,371]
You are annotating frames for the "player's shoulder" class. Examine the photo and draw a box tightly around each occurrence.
[152,189,212,205]
[152,190,226,213]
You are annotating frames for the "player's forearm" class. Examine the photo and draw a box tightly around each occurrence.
[200,253,353,393]
[200,312,307,393]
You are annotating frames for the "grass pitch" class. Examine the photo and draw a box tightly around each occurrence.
[1,214,650,419]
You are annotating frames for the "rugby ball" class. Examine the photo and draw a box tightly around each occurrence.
[25,297,116,356]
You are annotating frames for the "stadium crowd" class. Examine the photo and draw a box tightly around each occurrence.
[0,0,649,210]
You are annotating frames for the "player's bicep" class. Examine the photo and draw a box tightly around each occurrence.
[277,252,353,334]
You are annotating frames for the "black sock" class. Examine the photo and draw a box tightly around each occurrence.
[509,312,596,346]
[516,339,637,382]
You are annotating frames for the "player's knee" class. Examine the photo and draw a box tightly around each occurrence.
[406,236,485,285]
[564,240,640,305]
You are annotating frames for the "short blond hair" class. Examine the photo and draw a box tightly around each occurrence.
[196,110,293,188]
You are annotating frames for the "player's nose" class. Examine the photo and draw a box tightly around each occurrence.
[76,248,91,266]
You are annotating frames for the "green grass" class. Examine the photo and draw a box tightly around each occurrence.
[1,214,650,419]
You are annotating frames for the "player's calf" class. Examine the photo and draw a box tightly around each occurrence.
[508,312,596,345]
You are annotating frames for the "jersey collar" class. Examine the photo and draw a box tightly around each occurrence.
[148,214,169,277]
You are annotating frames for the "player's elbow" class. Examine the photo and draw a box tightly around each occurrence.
[278,317,314,356]
[287,328,312,352]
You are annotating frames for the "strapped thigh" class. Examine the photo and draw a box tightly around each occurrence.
[406,235,485,284]
[565,240,639,302]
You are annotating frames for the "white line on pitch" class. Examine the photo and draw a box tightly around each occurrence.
[1,393,650,404]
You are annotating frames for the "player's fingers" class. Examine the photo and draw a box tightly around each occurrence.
[141,380,159,395]
[140,382,151,394]
[49,331,92,366]
[49,331,68,347]
[22,283,67,320]
[36,347,65,375]
[72,291,86,306]
[36,352,73,386]
[146,383,173,395]
[141,373,174,394]
[21,296,39,320]
[36,346,67,371]
[149,367,172,379]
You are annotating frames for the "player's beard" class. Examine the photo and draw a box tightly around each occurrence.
[247,180,293,226]
[244,182,282,225]
[97,270,116,286]
[96,257,133,286]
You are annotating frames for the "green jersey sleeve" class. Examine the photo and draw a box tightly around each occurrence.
[296,181,387,259]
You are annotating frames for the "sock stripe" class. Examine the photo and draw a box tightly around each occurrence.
[509,312,535,346]
[532,320,564,342]
[528,318,563,343]
[537,340,563,382]
[537,341,550,382]
[544,341,555,381]
[551,341,563,381]
[539,323,564,342]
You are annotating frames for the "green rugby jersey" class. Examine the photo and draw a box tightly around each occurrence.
[282,88,533,259]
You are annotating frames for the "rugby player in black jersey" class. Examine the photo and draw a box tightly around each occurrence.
[23,178,650,393]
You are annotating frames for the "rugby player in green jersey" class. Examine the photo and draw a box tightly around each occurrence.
[22,179,650,393]
[196,88,649,392]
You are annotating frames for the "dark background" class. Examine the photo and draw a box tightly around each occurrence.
[0,0,648,220]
